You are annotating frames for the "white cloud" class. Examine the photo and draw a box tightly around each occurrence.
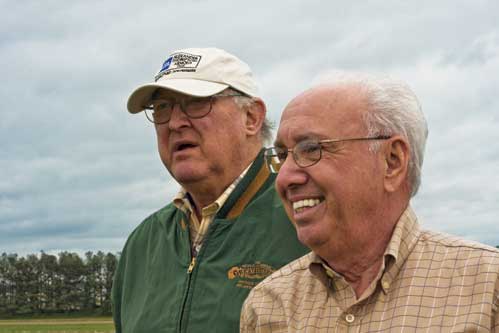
[1,0,498,256]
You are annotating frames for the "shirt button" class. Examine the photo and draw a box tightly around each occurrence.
[382,280,390,290]
[345,314,355,323]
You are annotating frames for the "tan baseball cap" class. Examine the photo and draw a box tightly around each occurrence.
[127,47,259,114]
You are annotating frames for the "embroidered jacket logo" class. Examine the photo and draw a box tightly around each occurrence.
[227,262,275,280]
[155,52,202,81]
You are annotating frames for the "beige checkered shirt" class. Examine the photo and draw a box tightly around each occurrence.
[173,164,250,256]
[241,207,499,332]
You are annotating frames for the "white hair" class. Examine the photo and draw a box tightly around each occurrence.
[223,88,274,145]
[320,73,428,197]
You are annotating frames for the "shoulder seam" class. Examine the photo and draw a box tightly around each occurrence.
[420,230,499,254]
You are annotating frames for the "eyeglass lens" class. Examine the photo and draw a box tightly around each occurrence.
[145,97,212,124]
[265,141,322,173]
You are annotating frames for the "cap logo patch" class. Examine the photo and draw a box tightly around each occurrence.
[155,52,202,81]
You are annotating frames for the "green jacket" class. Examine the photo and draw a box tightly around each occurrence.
[112,151,309,332]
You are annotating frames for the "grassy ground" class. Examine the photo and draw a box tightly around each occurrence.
[0,317,114,333]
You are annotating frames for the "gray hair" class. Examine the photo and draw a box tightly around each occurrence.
[223,88,274,145]
[321,74,428,197]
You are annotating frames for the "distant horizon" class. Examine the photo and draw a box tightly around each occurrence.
[2,228,498,259]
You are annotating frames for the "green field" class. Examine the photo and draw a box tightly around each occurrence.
[0,317,114,333]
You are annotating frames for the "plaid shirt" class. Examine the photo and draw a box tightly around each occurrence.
[173,164,250,256]
[241,206,499,332]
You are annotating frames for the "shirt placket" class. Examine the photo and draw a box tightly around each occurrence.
[191,203,219,256]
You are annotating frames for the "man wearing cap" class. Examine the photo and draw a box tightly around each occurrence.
[111,48,308,333]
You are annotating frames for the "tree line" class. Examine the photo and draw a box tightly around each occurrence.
[0,251,118,318]
[1,246,498,318]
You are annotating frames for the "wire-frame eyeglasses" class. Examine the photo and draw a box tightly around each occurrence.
[143,93,244,124]
[264,135,392,173]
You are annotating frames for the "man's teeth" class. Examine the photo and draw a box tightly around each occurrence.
[293,199,321,212]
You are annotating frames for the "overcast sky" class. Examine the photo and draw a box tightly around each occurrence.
[1,0,498,256]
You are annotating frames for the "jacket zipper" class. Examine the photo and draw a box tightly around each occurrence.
[177,216,218,332]
[178,254,196,332]
[187,257,197,273]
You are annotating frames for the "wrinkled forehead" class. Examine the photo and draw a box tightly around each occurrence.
[276,114,324,146]
[276,86,368,146]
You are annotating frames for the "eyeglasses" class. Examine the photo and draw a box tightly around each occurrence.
[264,135,392,173]
[143,93,243,124]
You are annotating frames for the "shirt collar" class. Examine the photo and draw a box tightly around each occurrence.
[172,162,253,217]
[381,205,420,292]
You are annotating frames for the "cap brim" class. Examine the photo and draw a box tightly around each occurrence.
[127,78,229,114]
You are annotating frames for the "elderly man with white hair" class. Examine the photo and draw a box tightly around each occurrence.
[241,74,499,332]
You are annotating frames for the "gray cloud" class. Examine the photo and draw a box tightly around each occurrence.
[1,0,498,256]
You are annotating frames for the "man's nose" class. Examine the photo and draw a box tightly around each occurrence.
[275,154,309,191]
[168,103,190,130]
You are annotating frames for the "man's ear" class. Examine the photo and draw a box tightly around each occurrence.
[244,98,266,136]
[383,135,410,193]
